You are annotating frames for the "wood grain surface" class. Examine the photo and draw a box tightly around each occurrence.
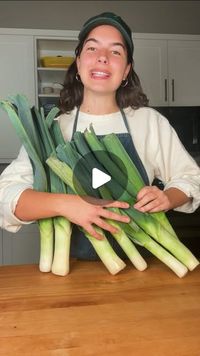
[0,258,199,356]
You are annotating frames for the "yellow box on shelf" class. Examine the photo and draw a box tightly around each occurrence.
[40,56,74,68]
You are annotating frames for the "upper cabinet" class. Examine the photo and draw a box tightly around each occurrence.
[133,37,200,107]
[0,34,35,162]
[168,40,200,106]
[134,39,168,107]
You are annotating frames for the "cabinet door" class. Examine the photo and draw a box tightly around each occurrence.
[2,224,40,265]
[133,39,168,106]
[168,40,200,106]
[0,35,35,162]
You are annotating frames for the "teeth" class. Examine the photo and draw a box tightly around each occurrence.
[92,71,109,77]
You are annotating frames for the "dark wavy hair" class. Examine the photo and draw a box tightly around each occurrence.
[59,35,149,113]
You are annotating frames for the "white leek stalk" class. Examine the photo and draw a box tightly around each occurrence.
[51,217,72,276]
[38,218,54,272]
[84,227,126,275]
[108,220,147,271]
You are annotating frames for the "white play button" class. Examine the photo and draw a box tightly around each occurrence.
[72,150,128,202]
[92,168,111,189]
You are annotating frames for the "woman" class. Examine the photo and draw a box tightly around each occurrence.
[0,12,200,259]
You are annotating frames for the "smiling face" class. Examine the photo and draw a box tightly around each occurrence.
[76,25,131,98]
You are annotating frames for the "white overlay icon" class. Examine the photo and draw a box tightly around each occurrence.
[92,168,111,189]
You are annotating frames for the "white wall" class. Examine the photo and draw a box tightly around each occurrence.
[0,1,200,34]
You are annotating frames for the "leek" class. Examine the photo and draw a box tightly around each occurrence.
[51,216,72,276]
[0,98,54,272]
[38,218,54,272]
[32,106,72,276]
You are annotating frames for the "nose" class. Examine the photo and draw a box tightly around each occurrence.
[97,51,108,64]
[97,57,108,64]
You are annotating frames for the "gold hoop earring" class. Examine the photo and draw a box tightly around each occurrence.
[76,73,81,82]
[121,78,128,87]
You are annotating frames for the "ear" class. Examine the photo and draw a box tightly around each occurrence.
[124,63,131,80]
[76,57,80,72]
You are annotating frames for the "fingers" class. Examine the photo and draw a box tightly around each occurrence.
[135,200,165,213]
[84,209,130,240]
[84,224,105,240]
[134,186,170,212]
[100,208,130,223]
[85,196,129,209]
[93,218,119,235]
[134,187,155,211]
[85,215,128,240]
[136,186,159,203]
[73,196,131,240]
[103,200,130,209]
[83,210,130,240]
[84,218,119,240]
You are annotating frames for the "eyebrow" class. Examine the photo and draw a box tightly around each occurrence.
[84,38,126,50]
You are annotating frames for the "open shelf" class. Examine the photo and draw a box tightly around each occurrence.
[35,36,78,110]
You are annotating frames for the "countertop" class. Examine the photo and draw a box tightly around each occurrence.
[0,258,199,356]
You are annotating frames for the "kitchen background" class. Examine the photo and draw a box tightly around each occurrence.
[0,1,200,264]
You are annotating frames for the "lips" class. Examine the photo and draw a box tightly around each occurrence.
[91,70,110,79]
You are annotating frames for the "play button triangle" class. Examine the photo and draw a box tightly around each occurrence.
[92,168,111,189]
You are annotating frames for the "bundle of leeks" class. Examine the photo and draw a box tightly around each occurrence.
[1,95,144,275]
[0,94,199,277]
[47,127,199,278]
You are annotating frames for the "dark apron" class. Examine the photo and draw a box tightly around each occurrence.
[70,107,150,260]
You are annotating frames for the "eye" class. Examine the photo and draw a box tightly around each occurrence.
[87,46,96,52]
[112,50,121,56]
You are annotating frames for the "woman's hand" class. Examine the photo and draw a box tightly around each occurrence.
[134,186,191,213]
[133,186,171,213]
[60,194,130,240]
[15,190,130,240]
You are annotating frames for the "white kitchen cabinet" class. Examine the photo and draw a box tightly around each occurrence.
[168,40,200,106]
[2,224,40,265]
[134,39,168,106]
[0,34,35,162]
[133,37,200,106]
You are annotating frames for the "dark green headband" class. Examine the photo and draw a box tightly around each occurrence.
[78,12,134,61]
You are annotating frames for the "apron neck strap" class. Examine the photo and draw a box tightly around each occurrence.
[72,106,80,137]
[72,107,129,135]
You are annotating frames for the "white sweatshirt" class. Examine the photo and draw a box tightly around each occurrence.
[0,106,200,232]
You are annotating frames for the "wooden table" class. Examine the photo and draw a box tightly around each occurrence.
[0,258,199,356]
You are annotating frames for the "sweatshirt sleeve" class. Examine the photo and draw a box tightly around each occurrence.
[128,107,200,213]
[152,111,200,213]
[0,146,34,232]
